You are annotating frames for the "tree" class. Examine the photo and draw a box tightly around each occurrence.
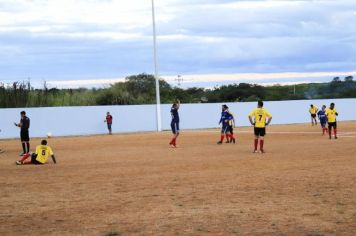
[345,75,353,82]
[332,77,341,82]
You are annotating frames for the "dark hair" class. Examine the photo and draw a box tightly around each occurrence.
[41,140,47,145]
[222,104,228,109]
[20,111,26,115]
[330,102,335,106]
[310,104,313,107]
[258,100,264,107]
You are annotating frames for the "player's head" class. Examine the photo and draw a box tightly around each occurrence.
[172,102,177,108]
[330,102,335,109]
[107,112,110,115]
[310,104,314,107]
[322,105,326,110]
[20,111,26,117]
[222,104,228,111]
[41,139,47,145]
[257,100,263,108]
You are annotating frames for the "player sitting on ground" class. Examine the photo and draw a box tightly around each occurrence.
[317,105,328,135]
[309,104,318,126]
[16,139,56,165]
[248,100,272,153]
[325,102,339,139]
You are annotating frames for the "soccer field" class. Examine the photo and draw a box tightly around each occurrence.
[1,122,356,235]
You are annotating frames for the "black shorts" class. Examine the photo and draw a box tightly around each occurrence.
[254,127,266,137]
[20,129,30,142]
[31,154,42,165]
[328,122,337,129]
[311,114,316,118]
[229,126,234,134]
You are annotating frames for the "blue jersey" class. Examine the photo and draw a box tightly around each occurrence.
[219,111,230,125]
[171,106,179,122]
[317,110,327,123]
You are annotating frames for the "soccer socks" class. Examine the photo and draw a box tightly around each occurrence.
[220,135,225,142]
[20,153,31,162]
[260,140,264,151]
[22,143,26,154]
[170,137,176,146]
[26,142,30,153]
[254,139,258,151]
[334,128,337,138]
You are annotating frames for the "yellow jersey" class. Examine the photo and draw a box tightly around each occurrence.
[35,145,54,164]
[249,108,272,128]
[228,112,235,126]
[325,108,338,123]
[309,106,318,114]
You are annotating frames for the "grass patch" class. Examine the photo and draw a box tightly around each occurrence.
[103,231,121,236]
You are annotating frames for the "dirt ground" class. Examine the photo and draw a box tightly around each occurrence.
[0,122,356,236]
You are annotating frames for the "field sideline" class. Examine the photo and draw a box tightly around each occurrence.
[1,122,356,235]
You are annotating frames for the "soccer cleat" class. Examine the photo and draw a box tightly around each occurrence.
[225,140,230,144]
[329,136,332,139]
[16,160,22,165]
[217,141,223,145]
[253,150,258,153]
[232,138,236,144]
[260,150,265,154]
[335,136,338,139]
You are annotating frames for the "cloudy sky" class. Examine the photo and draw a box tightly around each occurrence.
[0,0,355,88]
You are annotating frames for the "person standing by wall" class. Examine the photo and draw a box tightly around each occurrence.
[169,99,180,148]
[248,101,272,153]
[104,112,113,135]
[326,103,338,139]
[309,104,318,126]
[14,111,30,155]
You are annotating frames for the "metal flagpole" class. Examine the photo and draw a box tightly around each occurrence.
[151,0,162,131]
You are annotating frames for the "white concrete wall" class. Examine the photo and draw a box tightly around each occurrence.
[1,98,355,139]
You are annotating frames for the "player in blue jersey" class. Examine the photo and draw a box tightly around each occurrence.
[217,104,234,144]
[169,99,180,148]
[317,105,328,135]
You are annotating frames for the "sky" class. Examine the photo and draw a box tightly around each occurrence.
[0,0,355,88]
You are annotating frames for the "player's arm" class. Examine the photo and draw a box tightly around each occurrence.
[176,99,180,110]
[266,117,272,126]
[14,121,22,127]
[51,155,57,164]
[265,112,272,126]
[248,115,255,126]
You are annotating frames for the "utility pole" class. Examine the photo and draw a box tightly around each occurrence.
[151,0,161,131]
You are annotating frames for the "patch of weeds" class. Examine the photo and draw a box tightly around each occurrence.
[103,231,121,236]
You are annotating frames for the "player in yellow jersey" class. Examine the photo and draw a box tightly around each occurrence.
[248,101,272,153]
[225,109,236,143]
[309,104,318,126]
[16,140,56,165]
[325,102,339,139]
